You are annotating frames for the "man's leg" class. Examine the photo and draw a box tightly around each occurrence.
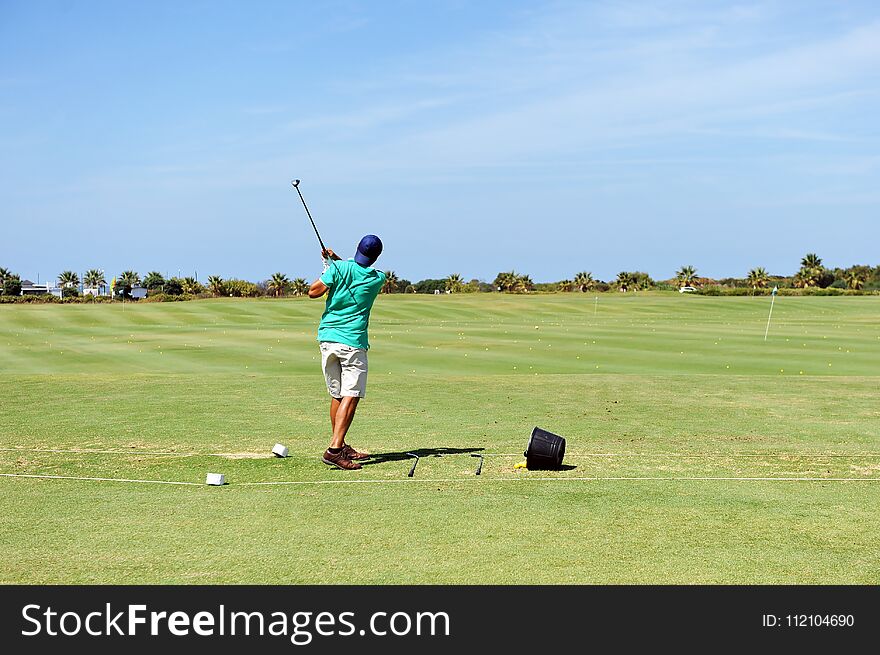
[329,396,360,449]
[329,396,341,434]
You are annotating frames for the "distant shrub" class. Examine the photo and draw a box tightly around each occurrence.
[413,278,446,294]
[79,294,115,303]
[4,277,22,297]
[163,278,184,295]
[141,293,197,302]
[774,287,875,296]
[0,293,60,303]
[224,279,261,297]
[695,286,787,296]
[798,287,844,296]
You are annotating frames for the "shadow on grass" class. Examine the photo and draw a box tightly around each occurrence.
[360,446,484,467]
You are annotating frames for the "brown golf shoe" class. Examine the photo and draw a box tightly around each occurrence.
[342,444,370,460]
[322,449,362,470]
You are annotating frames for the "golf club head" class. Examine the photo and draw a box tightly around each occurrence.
[291,179,300,188]
[406,453,420,477]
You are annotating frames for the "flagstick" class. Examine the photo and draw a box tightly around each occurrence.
[594,295,598,316]
[764,286,778,341]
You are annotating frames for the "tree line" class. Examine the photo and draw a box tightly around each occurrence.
[381,254,879,294]
[1,253,878,302]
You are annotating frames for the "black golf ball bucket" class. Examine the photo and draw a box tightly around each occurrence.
[524,427,566,469]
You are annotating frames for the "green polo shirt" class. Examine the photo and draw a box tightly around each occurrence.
[317,259,386,350]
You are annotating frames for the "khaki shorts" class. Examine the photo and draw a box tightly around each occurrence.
[320,342,368,398]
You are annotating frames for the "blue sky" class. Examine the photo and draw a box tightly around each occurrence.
[2,1,879,284]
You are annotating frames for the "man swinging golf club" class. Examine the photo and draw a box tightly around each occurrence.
[308,235,386,470]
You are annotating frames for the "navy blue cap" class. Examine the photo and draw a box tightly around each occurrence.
[354,234,383,266]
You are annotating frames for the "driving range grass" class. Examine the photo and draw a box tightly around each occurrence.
[1,293,879,583]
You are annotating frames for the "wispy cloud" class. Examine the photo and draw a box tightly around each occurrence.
[263,3,880,183]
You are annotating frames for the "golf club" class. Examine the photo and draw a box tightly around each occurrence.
[291,179,356,300]
[406,452,420,477]
[471,453,484,476]
[291,179,328,253]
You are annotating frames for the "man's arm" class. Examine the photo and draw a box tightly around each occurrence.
[308,279,328,298]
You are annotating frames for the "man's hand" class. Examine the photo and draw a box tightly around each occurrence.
[322,248,341,261]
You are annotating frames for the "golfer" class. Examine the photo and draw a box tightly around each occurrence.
[308,235,386,470]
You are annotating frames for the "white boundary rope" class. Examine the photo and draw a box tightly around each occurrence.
[3,448,879,487]
[3,447,880,459]
[0,473,201,486]
[238,476,880,486]
[483,452,880,458]
[2,472,878,487]
[0,447,228,457]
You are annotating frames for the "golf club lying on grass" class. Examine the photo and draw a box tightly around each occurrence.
[406,453,420,477]
[471,453,484,476]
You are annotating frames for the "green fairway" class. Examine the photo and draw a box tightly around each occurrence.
[2,293,880,583]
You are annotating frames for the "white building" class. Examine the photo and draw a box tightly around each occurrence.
[20,280,62,298]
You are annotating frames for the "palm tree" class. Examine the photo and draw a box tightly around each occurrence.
[795,253,826,288]
[267,272,289,297]
[794,267,821,288]
[616,271,633,292]
[844,271,865,290]
[675,265,697,288]
[207,275,225,297]
[382,271,399,294]
[115,270,140,298]
[84,269,106,291]
[494,271,518,292]
[182,277,203,295]
[557,279,574,292]
[801,253,822,269]
[142,271,165,291]
[57,270,79,288]
[747,267,769,289]
[0,267,11,286]
[512,274,533,293]
[623,272,652,291]
[445,273,464,293]
[573,271,594,292]
[290,277,309,296]
[118,270,140,287]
